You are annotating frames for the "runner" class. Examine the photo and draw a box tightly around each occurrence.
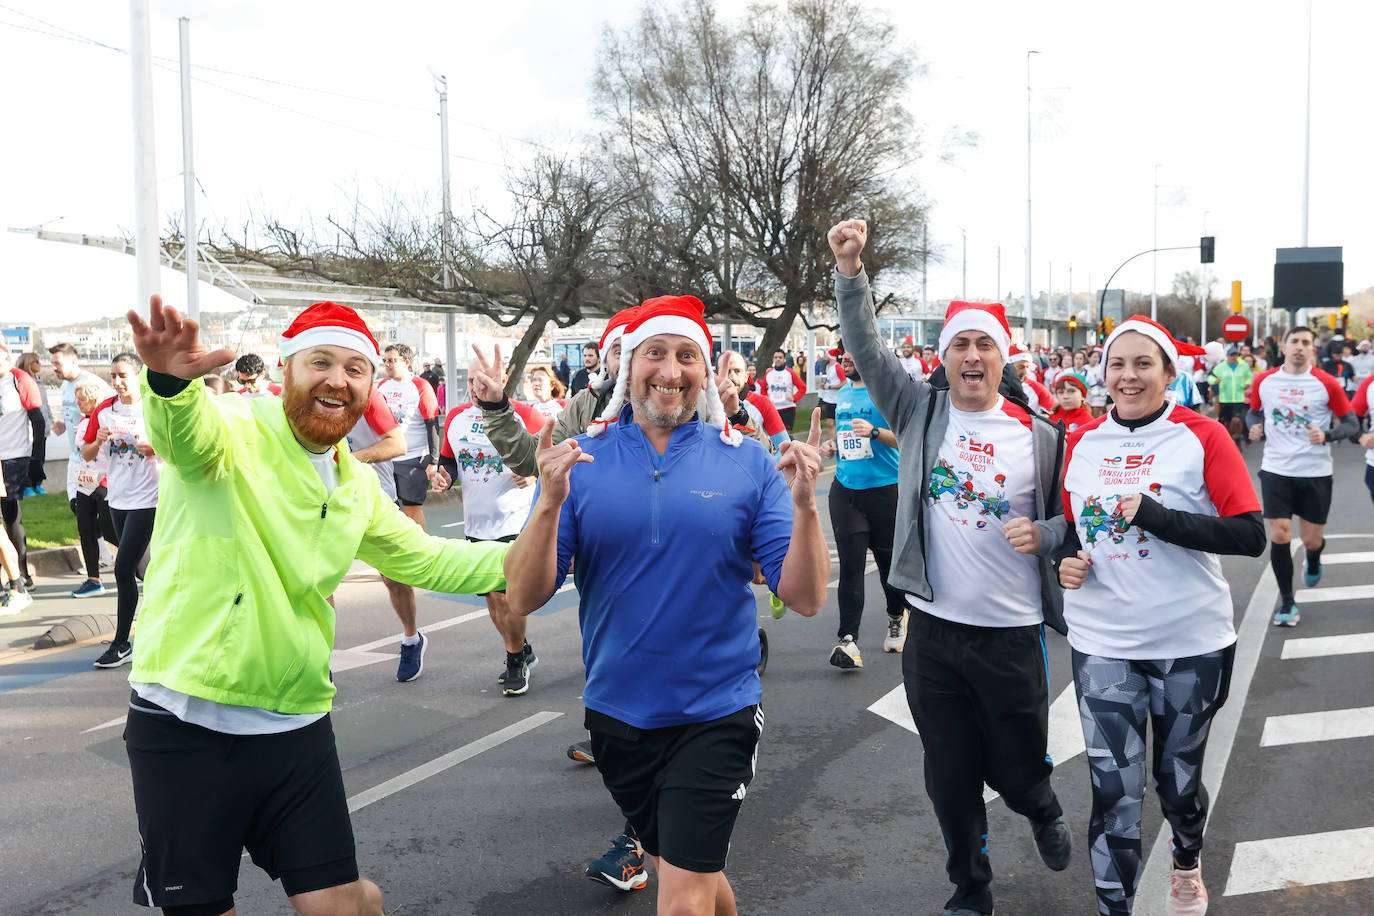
[1041,351,1065,389]
[69,380,119,599]
[503,294,829,914]
[0,471,30,612]
[435,378,543,695]
[82,353,161,668]
[831,219,1073,916]
[234,353,282,397]
[817,345,846,442]
[1047,374,1093,432]
[1009,345,1055,415]
[818,350,906,669]
[49,342,116,590]
[0,340,45,588]
[1246,326,1357,626]
[764,348,806,430]
[1352,373,1374,508]
[1085,348,1108,417]
[121,296,506,916]
[717,350,789,451]
[526,365,567,421]
[1208,345,1253,447]
[1058,315,1266,916]
[923,345,940,372]
[898,336,928,381]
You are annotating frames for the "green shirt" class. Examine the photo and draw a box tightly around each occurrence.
[1208,360,1253,403]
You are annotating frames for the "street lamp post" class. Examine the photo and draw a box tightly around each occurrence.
[1025,50,1038,346]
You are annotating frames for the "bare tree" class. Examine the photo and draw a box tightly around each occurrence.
[594,0,931,358]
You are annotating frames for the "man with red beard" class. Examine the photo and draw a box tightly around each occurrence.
[119,298,505,916]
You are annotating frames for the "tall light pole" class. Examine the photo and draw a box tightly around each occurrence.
[436,75,457,402]
[1152,163,1161,321]
[178,17,198,321]
[129,0,160,318]
[1201,210,1211,342]
[1025,50,1039,346]
[961,227,967,299]
[1301,0,1312,246]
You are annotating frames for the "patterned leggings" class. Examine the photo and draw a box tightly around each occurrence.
[1072,646,1234,916]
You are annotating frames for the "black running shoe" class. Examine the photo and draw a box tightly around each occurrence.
[93,641,133,669]
[1032,815,1072,871]
[502,651,529,696]
[498,642,537,685]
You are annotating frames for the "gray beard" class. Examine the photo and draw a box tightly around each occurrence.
[631,390,697,429]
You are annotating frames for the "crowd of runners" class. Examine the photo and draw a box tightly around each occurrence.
[0,215,1371,916]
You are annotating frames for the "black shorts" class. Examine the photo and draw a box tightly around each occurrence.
[125,695,358,910]
[819,400,837,420]
[1217,402,1248,426]
[466,533,518,596]
[1259,470,1334,525]
[1,456,29,500]
[828,480,898,543]
[393,458,431,507]
[776,405,796,430]
[587,704,764,873]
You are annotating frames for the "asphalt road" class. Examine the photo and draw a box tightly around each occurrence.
[1,443,1371,915]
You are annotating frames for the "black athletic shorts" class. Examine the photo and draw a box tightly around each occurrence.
[587,704,764,873]
[819,399,837,420]
[393,457,431,507]
[125,694,358,910]
[1259,470,1334,525]
[466,533,517,596]
[828,480,898,542]
[776,405,796,430]
[1217,402,1248,426]
[1,456,29,500]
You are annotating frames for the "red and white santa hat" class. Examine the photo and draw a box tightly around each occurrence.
[1102,315,1180,368]
[598,305,639,366]
[1007,343,1032,365]
[938,301,1012,360]
[587,294,741,447]
[278,301,382,368]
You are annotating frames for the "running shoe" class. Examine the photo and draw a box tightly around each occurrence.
[757,627,768,676]
[1272,598,1301,627]
[769,593,787,619]
[498,642,538,685]
[502,651,530,696]
[939,909,986,916]
[23,573,34,590]
[1166,842,1208,915]
[396,632,427,682]
[71,579,106,599]
[585,834,647,891]
[0,589,32,615]
[884,609,909,653]
[829,635,862,670]
[1304,561,1322,588]
[93,641,133,668]
[1031,815,1072,871]
[567,740,595,765]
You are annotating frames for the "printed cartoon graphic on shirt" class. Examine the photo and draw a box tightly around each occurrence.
[926,439,1012,520]
[1078,494,1149,549]
[1269,406,1311,428]
[457,447,505,479]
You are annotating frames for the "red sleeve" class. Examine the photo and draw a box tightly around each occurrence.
[1249,367,1279,410]
[1353,376,1374,417]
[412,377,440,419]
[84,398,117,442]
[363,386,398,436]
[236,387,250,395]
[920,357,931,374]
[12,368,41,410]
[269,383,283,396]
[511,400,546,434]
[439,405,469,459]
[835,364,846,382]
[1174,411,1262,516]
[1029,379,1055,411]
[1312,368,1352,415]
[790,367,806,401]
[747,392,786,436]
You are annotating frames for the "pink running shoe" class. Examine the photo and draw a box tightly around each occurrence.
[1167,842,1208,915]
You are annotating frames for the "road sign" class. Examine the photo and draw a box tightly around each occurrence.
[1223,314,1251,341]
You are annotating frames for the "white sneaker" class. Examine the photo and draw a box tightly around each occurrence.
[1167,842,1208,915]
[829,635,863,670]
[884,609,909,653]
[0,589,32,615]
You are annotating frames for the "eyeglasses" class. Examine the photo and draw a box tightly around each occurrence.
[382,358,401,364]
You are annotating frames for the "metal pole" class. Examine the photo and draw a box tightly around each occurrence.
[1301,0,1312,246]
[921,223,928,315]
[1025,51,1038,347]
[961,228,967,299]
[1048,262,1053,344]
[129,0,160,318]
[1152,163,1160,321]
[996,246,1001,303]
[1200,211,1210,343]
[437,76,457,403]
[178,17,198,321]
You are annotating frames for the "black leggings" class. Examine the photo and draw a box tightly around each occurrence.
[1,497,25,582]
[72,488,119,580]
[110,507,156,645]
[829,480,904,639]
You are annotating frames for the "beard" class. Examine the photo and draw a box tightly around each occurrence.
[630,385,699,429]
[282,379,367,449]
[845,364,861,382]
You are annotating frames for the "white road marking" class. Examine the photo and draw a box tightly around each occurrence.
[1223,826,1374,897]
[330,650,399,673]
[345,609,490,653]
[866,682,1085,803]
[81,715,126,734]
[1281,632,1374,660]
[1318,550,1374,565]
[346,710,562,813]
[1294,584,1374,604]
[826,563,877,588]
[1260,706,1374,747]
[441,520,465,528]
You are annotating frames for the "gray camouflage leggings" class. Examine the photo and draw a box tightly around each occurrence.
[1072,646,1234,916]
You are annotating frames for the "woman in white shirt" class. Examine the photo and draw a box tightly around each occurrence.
[1058,316,1266,916]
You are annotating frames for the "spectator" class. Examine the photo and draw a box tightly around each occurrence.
[570,343,599,395]
[556,354,571,387]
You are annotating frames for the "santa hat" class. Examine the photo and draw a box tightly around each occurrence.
[827,346,843,358]
[1102,315,1180,368]
[587,295,742,447]
[1007,343,1032,365]
[598,306,639,366]
[938,301,1011,360]
[1055,372,1088,397]
[279,301,382,368]
[902,335,914,345]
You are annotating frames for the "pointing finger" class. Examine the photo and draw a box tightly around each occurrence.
[538,415,555,450]
[806,408,822,447]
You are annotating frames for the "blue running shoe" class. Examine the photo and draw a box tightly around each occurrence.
[1272,599,1301,627]
[71,579,106,599]
[585,834,647,891]
[1304,563,1322,588]
[396,632,427,682]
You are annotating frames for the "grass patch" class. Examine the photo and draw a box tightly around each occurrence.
[12,491,79,550]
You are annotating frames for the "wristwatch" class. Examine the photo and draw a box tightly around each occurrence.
[868,427,879,439]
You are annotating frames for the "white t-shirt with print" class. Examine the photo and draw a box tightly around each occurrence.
[84,397,160,510]
[1250,366,1351,478]
[440,403,538,541]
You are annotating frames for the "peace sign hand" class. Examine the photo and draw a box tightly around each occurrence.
[775,408,823,507]
[468,343,505,402]
[534,416,592,503]
[126,295,235,380]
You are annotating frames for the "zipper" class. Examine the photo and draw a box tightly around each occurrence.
[651,469,660,545]
[321,503,328,518]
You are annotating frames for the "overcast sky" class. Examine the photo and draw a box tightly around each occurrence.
[2,0,1370,327]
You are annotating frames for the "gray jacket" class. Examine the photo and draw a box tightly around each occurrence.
[835,269,1068,634]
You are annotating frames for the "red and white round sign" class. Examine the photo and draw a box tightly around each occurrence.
[1222,315,1251,341]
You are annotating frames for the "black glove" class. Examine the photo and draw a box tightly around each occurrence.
[28,459,45,486]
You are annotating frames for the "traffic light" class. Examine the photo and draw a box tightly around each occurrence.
[1068,315,1078,331]
[1341,299,1350,331]
[1326,312,1339,330]
[1104,316,1114,334]
[1200,236,1215,264]
[1231,280,1243,314]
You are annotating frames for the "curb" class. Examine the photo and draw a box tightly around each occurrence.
[34,613,117,650]
[26,546,83,577]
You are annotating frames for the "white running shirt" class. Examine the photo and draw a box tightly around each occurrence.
[83,397,160,510]
[1250,366,1350,477]
[440,402,542,540]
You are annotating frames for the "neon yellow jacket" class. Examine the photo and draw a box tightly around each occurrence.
[130,371,507,713]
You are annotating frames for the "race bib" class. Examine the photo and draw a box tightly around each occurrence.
[75,467,101,489]
[837,429,874,461]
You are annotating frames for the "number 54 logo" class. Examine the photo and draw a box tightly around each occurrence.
[1122,454,1155,469]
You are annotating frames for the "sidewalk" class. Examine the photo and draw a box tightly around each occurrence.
[1,555,118,665]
